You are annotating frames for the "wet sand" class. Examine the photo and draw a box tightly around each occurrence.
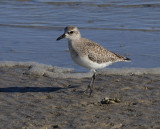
[0,64,160,129]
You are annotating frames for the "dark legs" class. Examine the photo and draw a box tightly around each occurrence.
[85,72,96,96]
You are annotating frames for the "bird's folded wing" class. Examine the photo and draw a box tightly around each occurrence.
[85,41,127,64]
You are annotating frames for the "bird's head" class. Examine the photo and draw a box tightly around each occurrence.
[57,26,81,41]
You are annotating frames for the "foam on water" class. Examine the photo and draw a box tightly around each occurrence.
[0,61,160,79]
[0,61,92,78]
[99,68,160,75]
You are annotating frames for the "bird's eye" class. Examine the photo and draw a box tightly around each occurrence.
[68,31,74,34]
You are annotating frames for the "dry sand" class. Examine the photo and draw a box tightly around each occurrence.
[0,62,160,129]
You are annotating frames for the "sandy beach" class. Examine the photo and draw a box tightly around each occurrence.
[0,62,160,129]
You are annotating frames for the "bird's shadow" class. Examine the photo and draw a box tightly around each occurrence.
[0,85,79,93]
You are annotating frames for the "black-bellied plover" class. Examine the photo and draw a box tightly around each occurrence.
[57,26,131,96]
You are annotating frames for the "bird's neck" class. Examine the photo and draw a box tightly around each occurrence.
[68,36,82,45]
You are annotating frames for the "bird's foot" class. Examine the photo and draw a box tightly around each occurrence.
[83,85,93,97]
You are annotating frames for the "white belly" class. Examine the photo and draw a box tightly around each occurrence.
[71,55,112,70]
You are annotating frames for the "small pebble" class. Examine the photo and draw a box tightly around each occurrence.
[101,97,121,104]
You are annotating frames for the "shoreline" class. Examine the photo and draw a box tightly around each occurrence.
[0,61,160,78]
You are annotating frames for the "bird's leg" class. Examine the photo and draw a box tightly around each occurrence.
[89,72,96,96]
[85,72,96,96]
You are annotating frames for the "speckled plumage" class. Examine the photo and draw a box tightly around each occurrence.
[77,37,128,64]
[57,26,130,71]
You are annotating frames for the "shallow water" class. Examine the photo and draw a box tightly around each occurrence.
[0,0,160,72]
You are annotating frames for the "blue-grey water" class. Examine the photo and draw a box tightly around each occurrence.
[0,0,160,72]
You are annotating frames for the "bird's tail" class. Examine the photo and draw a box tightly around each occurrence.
[124,57,131,62]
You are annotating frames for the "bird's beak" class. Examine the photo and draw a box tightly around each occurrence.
[56,33,65,41]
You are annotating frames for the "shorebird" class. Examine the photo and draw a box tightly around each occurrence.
[57,26,130,96]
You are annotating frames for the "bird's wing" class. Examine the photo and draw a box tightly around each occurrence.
[82,38,128,64]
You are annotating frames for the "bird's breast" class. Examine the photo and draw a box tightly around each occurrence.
[68,42,79,58]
